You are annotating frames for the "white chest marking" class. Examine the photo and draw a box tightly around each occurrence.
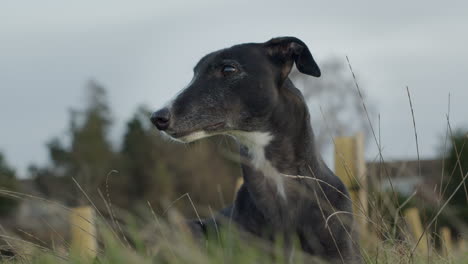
[230,131,286,200]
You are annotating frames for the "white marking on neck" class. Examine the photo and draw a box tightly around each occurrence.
[164,129,287,199]
[229,131,287,200]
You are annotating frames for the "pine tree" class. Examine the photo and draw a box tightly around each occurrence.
[444,130,468,222]
[116,106,173,209]
[0,152,19,216]
[42,80,115,206]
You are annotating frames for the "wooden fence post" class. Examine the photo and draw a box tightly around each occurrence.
[70,206,97,259]
[404,207,429,254]
[334,133,368,233]
[440,226,452,257]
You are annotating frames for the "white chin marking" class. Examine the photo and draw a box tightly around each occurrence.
[161,130,212,143]
[177,131,210,143]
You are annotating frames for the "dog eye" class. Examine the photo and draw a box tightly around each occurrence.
[222,65,237,74]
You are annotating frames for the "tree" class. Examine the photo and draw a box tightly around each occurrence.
[38,80,115,206]
[114,106,173,209]
[0,152,19,216]
[290,57,374,151]
[444,130,468,222]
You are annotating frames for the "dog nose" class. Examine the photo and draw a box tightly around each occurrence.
[150,108,171,131]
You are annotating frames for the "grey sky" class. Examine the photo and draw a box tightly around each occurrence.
[1,1,467,177]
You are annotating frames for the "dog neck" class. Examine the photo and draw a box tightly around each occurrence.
[230,79,323,199]
[267,78,322,174]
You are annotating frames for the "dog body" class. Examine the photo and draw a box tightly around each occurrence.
[151,37,360,263]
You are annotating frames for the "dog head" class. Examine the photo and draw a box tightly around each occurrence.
[151,37,321,142]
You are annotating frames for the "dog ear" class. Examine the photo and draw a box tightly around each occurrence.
[264,37,321,80]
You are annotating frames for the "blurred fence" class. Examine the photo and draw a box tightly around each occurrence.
[334,133,466,257]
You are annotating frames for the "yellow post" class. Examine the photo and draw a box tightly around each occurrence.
[334,133,368,233]
[354,133,368,225]
[404,207,429,254]
[70,206,97,259]
[334,136,357,188]
[440,227,452,256]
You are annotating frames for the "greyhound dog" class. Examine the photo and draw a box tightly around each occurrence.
[150,37,360,263]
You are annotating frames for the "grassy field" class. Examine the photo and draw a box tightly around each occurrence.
[0,189,467,264]
[9,223,468,264]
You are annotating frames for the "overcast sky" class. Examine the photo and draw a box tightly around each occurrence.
[1,1,467,177]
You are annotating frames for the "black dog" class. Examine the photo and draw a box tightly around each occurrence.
[151,37,361,263]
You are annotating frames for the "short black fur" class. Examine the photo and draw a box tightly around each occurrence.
[151,37,361,264]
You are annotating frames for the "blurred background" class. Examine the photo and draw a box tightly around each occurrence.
[0,0,467,261]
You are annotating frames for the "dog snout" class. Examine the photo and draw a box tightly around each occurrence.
[150,108,171,131]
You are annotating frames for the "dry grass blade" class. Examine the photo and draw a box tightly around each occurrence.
[392,191,417,238]
[439,93,451,200]
[0,234,68,261]
[0,224,28,264]
[38,214,71,250]
[309,175,346,264]
[147,201,178,260]
[447,123,468,202]
[105,170,119,230]
[318,106,389,232]
[16,228,48,248]
[97,189,129,249]
[411,171,468,255]
[405,86,421,178]
[162,193,203,226]
[208,206,221,244]
[346,56,400,210]
[71,176,126,249]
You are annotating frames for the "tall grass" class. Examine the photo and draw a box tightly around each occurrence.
[1,164,467,264]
